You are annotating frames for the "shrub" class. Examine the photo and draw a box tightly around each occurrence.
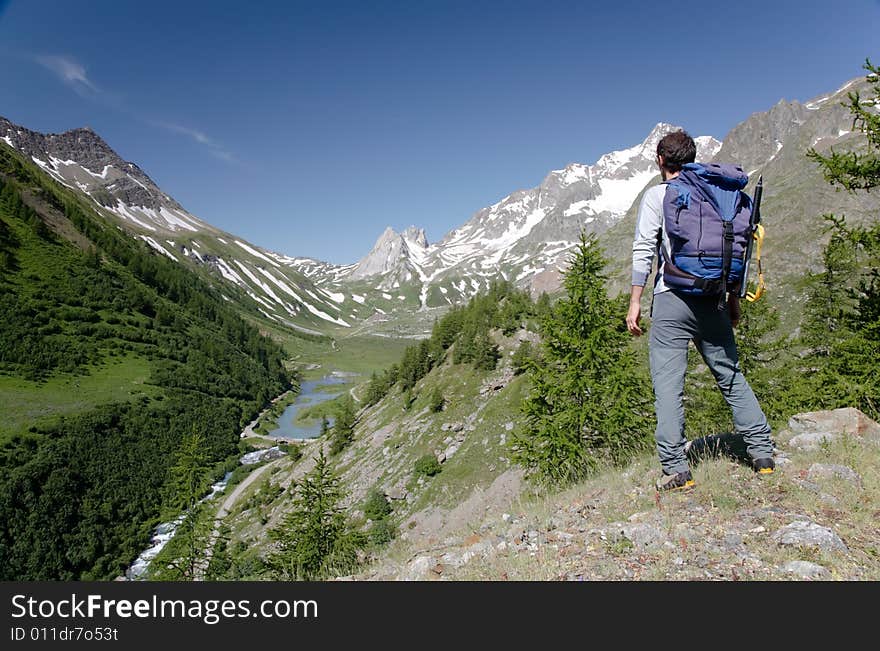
[429,386,445,413]
[369,519,395,546]
[363,488,392,520]
[414,454,442,477]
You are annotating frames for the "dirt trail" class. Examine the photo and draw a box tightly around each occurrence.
[195,457,284,580]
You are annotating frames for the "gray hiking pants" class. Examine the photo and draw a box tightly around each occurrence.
[649,290,774,475]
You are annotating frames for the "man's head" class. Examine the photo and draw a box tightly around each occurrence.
[656,130,696,180]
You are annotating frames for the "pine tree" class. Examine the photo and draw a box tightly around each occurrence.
[807,59,880,191]
[472,331,500,371]
[429,385,445,412]
[735,293,788,423]
[156,429,212,580]
[798,60,880,419]
[267,450,364,580]
[510,233,653,485]
[511,340,536,375]
[329,396,356,455]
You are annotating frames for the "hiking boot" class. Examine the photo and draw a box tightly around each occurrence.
[753,457,775,475]
[656,470,695,492]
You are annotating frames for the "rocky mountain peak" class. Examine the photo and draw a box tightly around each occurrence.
[1,115,207,234]
[402,226,428,249]
[375,226,399,245]
[348,224,430,280]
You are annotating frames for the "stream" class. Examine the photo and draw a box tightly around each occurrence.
[124,472,231,580]
[123,374,351,579]
[265,374,350,439]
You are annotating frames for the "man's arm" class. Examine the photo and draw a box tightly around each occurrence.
[628,186,663,337]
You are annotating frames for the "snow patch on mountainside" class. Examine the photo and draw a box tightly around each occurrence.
[585,170,657,215]
[301,302,350,327]
[232,261,288,307]
[115,201,157,231]
[139,235,177,261]
[234,240,281,267]
[322,290,345,303]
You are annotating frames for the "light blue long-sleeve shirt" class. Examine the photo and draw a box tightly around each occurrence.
[631,183,671,295]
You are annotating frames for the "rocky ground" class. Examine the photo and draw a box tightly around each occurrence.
[355,407,880,581]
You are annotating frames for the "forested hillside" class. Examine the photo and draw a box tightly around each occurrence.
[0,143,292,579]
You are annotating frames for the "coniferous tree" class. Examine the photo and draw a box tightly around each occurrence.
[472,331,500,371]
[363,371,385,407]
[511,232,653,485]
[429,384,445,412]
[807,59,880,191]
[796,60,880,418]
[156,429,212,581]
[267,450,364,580]
[329,396,356,455]
[511,340,536,375]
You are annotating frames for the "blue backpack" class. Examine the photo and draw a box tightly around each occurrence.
[661,162,752,305]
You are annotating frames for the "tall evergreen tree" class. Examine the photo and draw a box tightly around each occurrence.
[511,233,652,485]
[329,395,357,455]
[156,429,212,580]
[798,60,880,418]
[267,450,364,580]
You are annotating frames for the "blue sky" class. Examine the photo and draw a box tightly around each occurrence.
[1,0,878,264]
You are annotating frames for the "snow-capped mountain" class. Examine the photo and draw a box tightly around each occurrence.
[0,116,364,332]
[594,76,877,302]
[6,71,870,334]
[0,117,211,234]
[325,123,721,308]
[348,226,429,285]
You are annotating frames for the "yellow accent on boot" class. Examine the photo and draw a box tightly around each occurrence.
[757,467,774,475]
[656,472,696,491]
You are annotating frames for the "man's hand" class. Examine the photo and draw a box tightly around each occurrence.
[626,301,643,336]
[728,294,741,328]
[627,286,644,336]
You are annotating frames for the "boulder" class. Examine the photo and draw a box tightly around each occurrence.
[772,520,847,553]
[787,408,880,441]
[386,487,408,501]
[782,560,831,580]
[400,555,435,581]
[610,514,668,552]
[788,431,839,451]
[807,463,861,486]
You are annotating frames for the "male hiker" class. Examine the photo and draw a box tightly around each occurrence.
[626,130,775,491]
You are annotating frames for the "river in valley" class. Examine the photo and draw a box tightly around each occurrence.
[265,374,349,440]
[123,374,352,579]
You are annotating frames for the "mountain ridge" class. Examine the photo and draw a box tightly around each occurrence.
[2,73,871,326]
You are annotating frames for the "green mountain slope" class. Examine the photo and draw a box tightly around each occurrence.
[0,144,292,579]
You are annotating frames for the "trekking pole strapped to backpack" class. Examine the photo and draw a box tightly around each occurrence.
[739,176,765,302]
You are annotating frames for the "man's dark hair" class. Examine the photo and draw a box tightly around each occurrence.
[657,130,696,172]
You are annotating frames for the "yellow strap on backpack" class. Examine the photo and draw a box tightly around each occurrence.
[745,224,765,302]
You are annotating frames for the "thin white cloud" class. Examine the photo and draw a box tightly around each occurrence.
[36,55,98,95]
[34,53,236,164]
[209,149,235,163]
[151,120,235,162]
[153,121,217,147]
